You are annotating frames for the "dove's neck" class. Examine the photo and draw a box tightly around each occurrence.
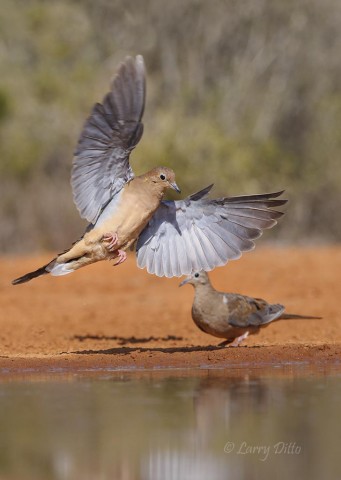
[193,280,215,300]
[149,182,167,201]
[192,281,217,319]
[127,177,165,214]
[134,175,167,202]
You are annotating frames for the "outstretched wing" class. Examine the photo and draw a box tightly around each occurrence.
[71,55,146,224]
[136,187,287,277]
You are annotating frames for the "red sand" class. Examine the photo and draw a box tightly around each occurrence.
[0,246,340,373]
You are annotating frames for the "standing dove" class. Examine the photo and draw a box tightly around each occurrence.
[180,271,320,346]
[12,55,286,285]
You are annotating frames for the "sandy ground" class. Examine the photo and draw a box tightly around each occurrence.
[0,246,340,374]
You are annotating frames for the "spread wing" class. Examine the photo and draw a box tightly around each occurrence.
[71,55,146,224]
[136,186,287,277]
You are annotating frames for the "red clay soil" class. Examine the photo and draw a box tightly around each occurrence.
[0,246,340,374]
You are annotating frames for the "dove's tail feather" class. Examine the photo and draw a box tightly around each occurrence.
[12,263,51,285]
[11,257,77,285]
[280,313,322,320]
[47,261,75,276]
[258,306,322,324]
[257,304,286,325]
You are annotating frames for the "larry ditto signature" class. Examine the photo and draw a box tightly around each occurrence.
[224,441,301,461]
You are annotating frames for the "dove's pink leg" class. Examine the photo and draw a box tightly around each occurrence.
[113,249,127,266]
[103,231,119,252]
[229,331,249,347]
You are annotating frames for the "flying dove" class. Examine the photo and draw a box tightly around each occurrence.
[180,271,320,346]
[12,55,286,285]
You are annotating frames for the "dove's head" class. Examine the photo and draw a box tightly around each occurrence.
[179,271,210,287]
[145,167,181,194]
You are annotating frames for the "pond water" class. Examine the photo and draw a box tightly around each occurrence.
[0,365,340,480]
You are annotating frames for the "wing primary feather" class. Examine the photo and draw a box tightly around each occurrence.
[222,190,285,202]
[162,236,173,278]
[219,219,262,241]
[186,228,205,272]
[221,199,287,209]
[202,226,242,260]
[137,242,148,269]
[191,225,212,270]
[146,244,156,275]
[194,226,226,269]
[188,184,214,202]
[214,222,255,252]
[174,234,190,275]
[72,55,145,223]
[224,213,279,229]
[222,207,284,221]
[170,235,181,277]
[154,243,164,277]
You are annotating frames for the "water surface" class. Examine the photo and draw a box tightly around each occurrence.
[0,365,340,480]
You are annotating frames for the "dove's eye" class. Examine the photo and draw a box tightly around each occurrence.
[194,273,200,278]
[160,174,166,180]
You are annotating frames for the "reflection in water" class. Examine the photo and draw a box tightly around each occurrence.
[0,368,340,480]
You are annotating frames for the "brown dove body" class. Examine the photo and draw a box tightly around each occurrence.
[180,271,320,346]
[190,279,261,341]
[56,167,176,270]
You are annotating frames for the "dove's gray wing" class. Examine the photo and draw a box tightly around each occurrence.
[227,297,285,328]
[71,55,145,224]
[136,187,286,277]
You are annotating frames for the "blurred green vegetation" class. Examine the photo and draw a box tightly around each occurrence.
[0,0,340,253]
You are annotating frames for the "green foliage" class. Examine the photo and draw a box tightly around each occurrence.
[0,88,12,123]
[0,0,341,252]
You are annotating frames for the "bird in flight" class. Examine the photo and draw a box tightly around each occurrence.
[12,55,286,285]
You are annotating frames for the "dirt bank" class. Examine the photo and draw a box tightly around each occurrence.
[0,246,340,373]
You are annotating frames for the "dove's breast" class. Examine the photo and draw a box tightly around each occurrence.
[87,179,163,249]
[192,290,238,339]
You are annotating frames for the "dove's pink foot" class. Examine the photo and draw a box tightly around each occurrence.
[103,231,119,252]
[218,331,249,347]
[113,249,127,266]
[229,331,249,347]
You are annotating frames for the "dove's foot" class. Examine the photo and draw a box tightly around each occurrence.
[103,231,119,252]
[113,249,127,266]
[229,331,249,347]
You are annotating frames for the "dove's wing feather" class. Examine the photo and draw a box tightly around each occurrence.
[228,300,285,328]
[136,187,286,278]
[71,55,145,224]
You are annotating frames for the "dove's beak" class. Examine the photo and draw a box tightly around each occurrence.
[170,181,181,194]
[179,277,191,287]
